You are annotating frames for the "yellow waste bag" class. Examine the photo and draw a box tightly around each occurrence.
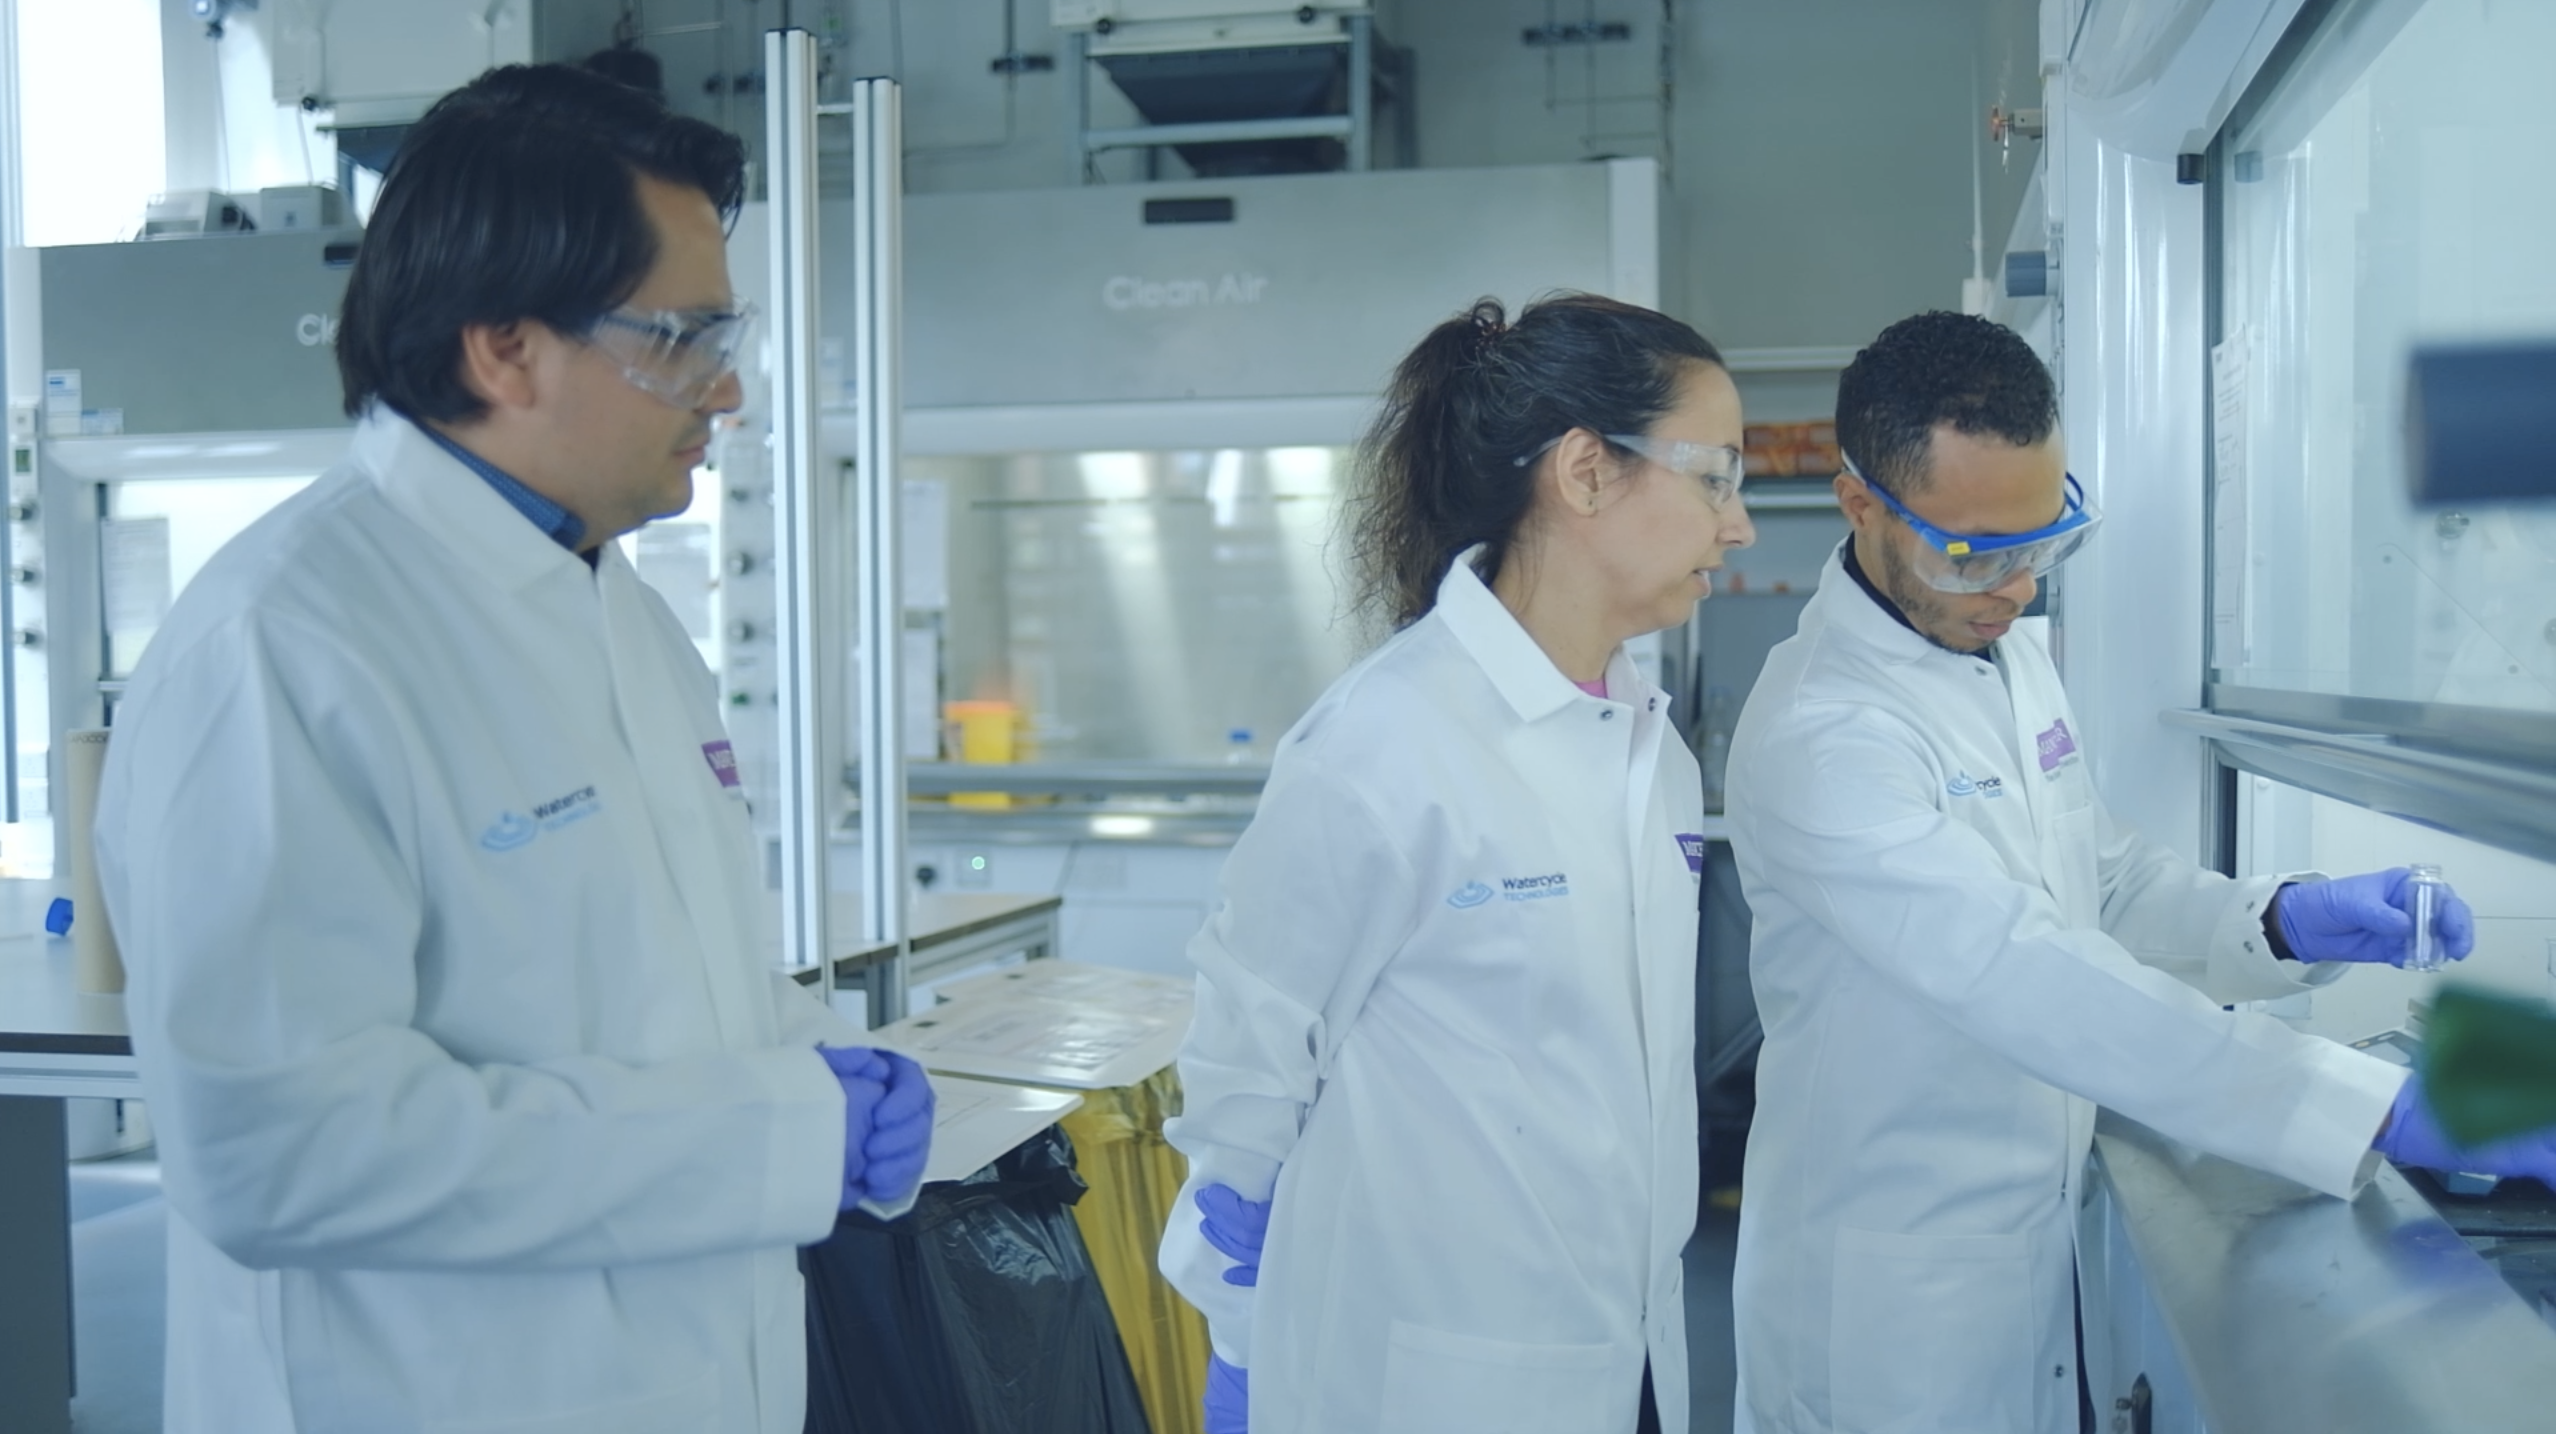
[1058,1066,1208,1434]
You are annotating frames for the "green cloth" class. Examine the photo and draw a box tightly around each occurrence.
[2420,984,2556,1147]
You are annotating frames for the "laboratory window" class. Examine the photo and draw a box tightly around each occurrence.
[2202,0,2556,863]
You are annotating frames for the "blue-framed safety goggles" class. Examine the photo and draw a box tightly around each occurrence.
[1844,457,2100,593]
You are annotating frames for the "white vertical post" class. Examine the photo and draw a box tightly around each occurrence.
[1064,31,1089,183]
[765,29,831,979]
[850,78,910,1025]
[1347,13,1372,172]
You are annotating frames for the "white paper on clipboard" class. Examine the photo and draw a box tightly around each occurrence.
[932,959,1196,1023]
[2210,329,2251,670]
[876,996,1187,1091]
[918,1074,1082,1186]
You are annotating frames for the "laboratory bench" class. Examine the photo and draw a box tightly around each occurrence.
[2084,1110,2556,1432]
[2400,1165,2556,1327]
[0,880,1061,1434]
[783,889,1063,1022]
[894,759,1272,849]
[908,804,1257,847]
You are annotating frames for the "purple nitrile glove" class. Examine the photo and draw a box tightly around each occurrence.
[818,1046,889,1211]
[1196,1184,1272,1287]
[1203,1352,1248,1434]
[2276,868,2475,966]
[2374,1076,2556,1185]
[852,1048,935,1206]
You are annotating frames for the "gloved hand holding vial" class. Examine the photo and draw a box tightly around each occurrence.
[2272,866,2475,968]
[2402,864,2451,971]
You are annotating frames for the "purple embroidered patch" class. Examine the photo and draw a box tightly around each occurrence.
[703,739,741,789]
[1676,833,1708,873]
[2036,720,2079,774]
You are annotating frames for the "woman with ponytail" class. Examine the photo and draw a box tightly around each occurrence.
[1159,293,1756,1434]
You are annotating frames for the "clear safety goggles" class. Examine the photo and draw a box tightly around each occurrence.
[1515,432,1747,507]
[1844,457,2100,593]
[586,298,759,410]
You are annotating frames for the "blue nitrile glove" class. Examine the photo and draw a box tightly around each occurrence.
[818,1046,889,1210]
[1196,1183,1272,1286]
[2276,868,2475,966]
[853,1048,935,1206]
[2374,1076,2556,1185]
[1204,1352,1248,1434]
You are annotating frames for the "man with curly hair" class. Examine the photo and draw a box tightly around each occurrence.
[1722,311,2547,1434]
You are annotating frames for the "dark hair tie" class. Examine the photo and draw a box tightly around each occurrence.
[1471,312,1509,355]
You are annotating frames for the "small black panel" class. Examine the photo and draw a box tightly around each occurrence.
[1143,197,1237,225]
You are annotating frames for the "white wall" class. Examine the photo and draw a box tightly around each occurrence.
[531,0,2044,358]
[118,0,2044,367]
[158,0,339,201]
[529,0,1160,191]
[1399,0,2038,354]
[14,0,164,247]
[2045,114,2217,861]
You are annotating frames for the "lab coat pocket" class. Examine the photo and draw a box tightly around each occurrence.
[1377,1320,1623,1434]
[1829,1226,2036,1434]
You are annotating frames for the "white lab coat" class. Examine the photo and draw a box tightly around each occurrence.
[1724,550,2405,1434]
[95,412,869,1434]
[1161,553,1705,1434]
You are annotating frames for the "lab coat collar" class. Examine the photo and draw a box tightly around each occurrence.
[1431,545,1663,724]
[355,409,596,594]
[1809,543,1950,669]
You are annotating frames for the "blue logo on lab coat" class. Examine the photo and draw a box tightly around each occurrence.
[479,811,538,852]
[1946,772,2004,799]
[1446,881,1494,909]
[1500,874,1571,901]
[532,785,601,831]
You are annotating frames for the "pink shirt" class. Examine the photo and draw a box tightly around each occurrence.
[1574,677,1608,699]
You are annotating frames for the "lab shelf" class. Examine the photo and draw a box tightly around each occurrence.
[1742,481,1842,512]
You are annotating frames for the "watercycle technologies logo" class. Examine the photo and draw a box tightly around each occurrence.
[1447,873,1574,908]
[1946,772,2006,800]
[1501,874,1572,901]
[479,785,603,853]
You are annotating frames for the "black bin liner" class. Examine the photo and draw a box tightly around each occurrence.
[802,1125,1154,1434]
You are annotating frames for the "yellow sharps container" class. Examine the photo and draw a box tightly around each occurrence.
[943,700,1018,809]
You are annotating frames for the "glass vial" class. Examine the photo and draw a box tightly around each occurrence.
[2404,864,2448,972]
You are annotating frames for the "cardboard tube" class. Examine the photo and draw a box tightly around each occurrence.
[63,727,123,994]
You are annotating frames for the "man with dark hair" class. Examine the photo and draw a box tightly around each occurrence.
[1721,312,2547,1433]
[95,65,932,1433]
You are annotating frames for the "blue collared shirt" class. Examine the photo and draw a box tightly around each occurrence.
[423,427,588,554]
